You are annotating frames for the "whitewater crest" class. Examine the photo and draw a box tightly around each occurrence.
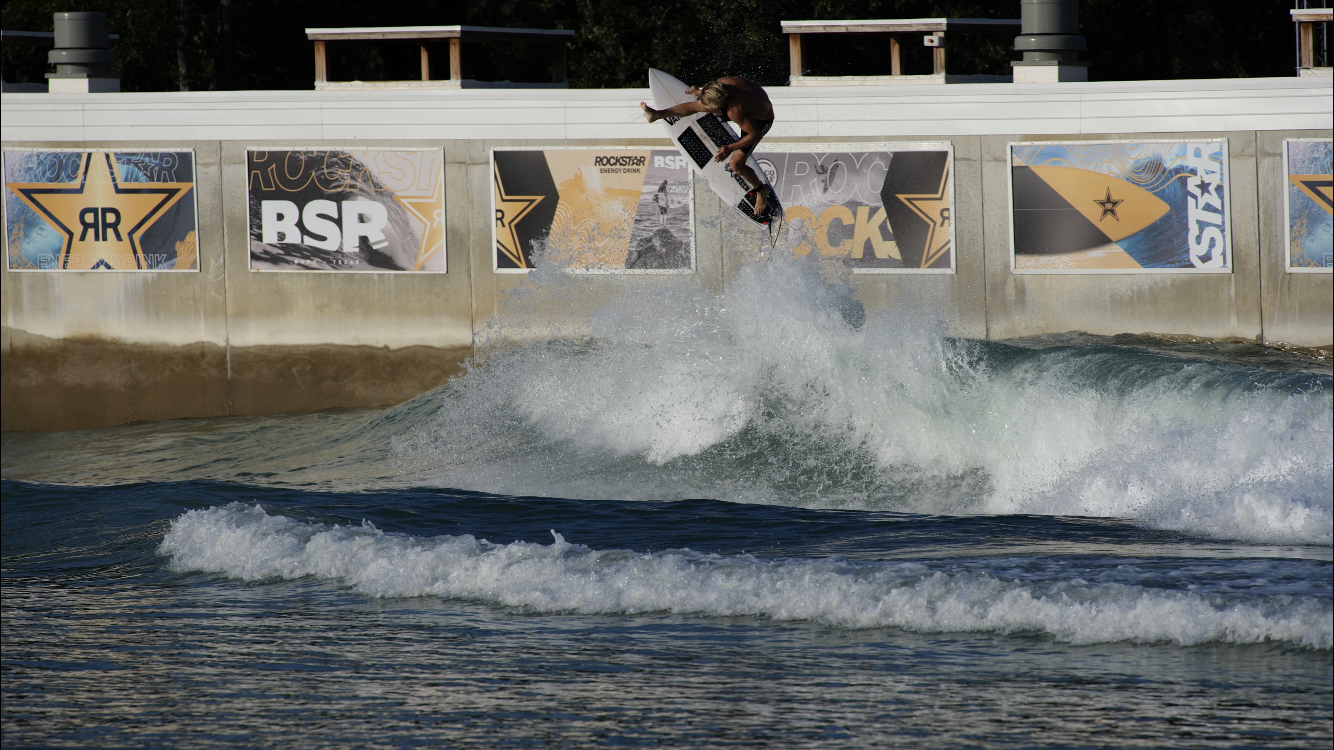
[160,504,1334,650]
[392,251,1333,546]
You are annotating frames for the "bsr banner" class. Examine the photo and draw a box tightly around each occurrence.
[757,146,954,272]
[1284,139,1332,271]
[1010,140,1230,272]
[492,148,694,273]
[5,150,199,271]
[248,149,446,272]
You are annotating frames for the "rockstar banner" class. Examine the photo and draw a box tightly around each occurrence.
[492,148,694,273]
[756,146,954,271]
[247,149,446,272]
[1284,139,1332,272]
[1010,140,1230,272]
[4,150,198,271]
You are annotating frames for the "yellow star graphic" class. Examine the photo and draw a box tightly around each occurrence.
[896,169,951,269]
[8,152,192,270]
[393,166,447,271]
[493,162,544,269]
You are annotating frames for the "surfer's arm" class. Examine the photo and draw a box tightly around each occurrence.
[732,118,764,150]
[711,112,762,161]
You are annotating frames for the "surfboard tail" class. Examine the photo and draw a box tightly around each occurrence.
[739,186,781,224]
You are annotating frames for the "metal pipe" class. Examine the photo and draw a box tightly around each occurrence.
[48,12,115,79]
[1014,0,1085,62]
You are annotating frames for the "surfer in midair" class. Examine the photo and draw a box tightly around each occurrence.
[641,77,775,217]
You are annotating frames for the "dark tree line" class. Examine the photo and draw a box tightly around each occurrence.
[1,0,1300,92]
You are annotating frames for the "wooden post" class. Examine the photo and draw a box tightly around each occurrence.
[932,34,946,75]
[449,37,462,82]
[552,42,567,83]
[420,43,430,81]
[1299,22,1314,68]
[889,35,901,76]
[313,40,327,85]
[788,34,803,79]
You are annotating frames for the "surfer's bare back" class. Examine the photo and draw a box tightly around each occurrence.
[641,77,775,216]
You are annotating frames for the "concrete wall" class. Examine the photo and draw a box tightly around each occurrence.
[2,78,1330,431]
[981,131,1267,342]
[217,139,475,417]
[1258,130,1334,348]
[2,139,229,430]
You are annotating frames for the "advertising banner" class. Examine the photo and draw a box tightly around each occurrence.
[1284,139,1333,272]
[492,148,694,273]
[1010,140,1230,273]
[247,149,446,272]
[757,145,954,272]
[4,150,199,271]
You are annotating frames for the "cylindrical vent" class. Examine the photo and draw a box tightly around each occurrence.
[1015,0,1085,62]
[49,12,115,77]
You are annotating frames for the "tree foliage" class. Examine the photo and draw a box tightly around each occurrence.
[1,0,1298,92]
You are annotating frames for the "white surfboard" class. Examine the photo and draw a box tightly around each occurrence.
[648,68,779,225]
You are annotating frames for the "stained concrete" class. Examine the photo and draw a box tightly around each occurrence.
[1,328,228,431]
[228,343,470,416]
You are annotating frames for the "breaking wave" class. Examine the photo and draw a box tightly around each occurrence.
[6,252,1329,547]
[390,253,1333,546]
[160,503,1333,649]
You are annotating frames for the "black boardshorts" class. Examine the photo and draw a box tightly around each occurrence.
[738,118,774,156]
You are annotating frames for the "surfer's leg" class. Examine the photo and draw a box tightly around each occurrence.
[642,100,706,122]
[729,151,766,215]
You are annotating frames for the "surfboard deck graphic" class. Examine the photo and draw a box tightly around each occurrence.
[648,68,779,226]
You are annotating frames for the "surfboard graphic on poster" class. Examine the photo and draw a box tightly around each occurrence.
[1010,140,1231,272]
[647,68,780,226]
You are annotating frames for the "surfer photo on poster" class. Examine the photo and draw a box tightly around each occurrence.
[642,70,781,225]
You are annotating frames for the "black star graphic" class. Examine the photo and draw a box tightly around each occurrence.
[1093,187,1123,222]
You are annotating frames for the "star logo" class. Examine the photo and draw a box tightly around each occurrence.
[1093,187,1123,222]
[393,166,447,271]
[8,152,192,270]
[897,169,951,268]
[493,162,544,269]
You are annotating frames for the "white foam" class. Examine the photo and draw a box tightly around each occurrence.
[401,252,1333,546]
[160,504,1333,650]
[8,247,1326,548]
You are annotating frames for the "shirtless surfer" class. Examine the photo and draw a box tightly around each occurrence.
[641,77,775,217]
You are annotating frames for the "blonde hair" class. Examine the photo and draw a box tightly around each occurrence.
[698,81,727,111]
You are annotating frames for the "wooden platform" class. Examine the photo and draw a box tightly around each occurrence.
[304,25,575,90]
[781,18,1020,85]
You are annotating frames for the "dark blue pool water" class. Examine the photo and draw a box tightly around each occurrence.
[3,255,1331,747]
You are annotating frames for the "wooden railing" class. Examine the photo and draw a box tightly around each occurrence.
[781,18,1020,85]
[1291,8,1332,75]
[304,25,575,89]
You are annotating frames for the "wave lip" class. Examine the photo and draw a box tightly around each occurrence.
[160,504,1333,650]
[393,253,1333,546]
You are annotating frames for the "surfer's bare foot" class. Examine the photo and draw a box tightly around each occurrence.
[753,191,767,216]
[640,102,658,123]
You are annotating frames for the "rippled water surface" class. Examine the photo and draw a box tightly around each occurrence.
[3,253,1331,748]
